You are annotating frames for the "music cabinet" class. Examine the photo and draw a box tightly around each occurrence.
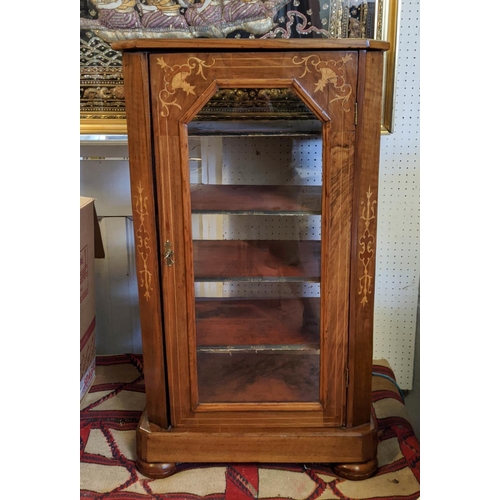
[113,38,389,480]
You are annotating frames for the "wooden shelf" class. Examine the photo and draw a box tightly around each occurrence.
[187,119,322,137]
[197,351,319,403]
[195,297,320,348]
[193,240,320,281]
[191,184,321,215]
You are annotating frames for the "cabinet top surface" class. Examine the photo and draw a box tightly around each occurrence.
[111,38,389,52]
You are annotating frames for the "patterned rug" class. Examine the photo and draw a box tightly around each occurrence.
[80,354,420,499]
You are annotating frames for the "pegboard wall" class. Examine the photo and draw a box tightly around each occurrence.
[190,134,323,302]
[80,0,420,389]
[374,0,420,389]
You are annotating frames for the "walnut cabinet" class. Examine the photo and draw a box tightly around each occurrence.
[113,39,389,480]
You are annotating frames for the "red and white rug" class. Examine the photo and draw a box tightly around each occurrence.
[80,354,420,499]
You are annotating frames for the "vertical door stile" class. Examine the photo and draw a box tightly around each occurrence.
[320,117,330,416]
[149,52,191,426]
[179,120,199,414]
[317,50,358,426]
[155,117,182,426]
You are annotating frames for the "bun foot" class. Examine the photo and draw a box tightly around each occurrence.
[331,457,378,480]
[136,458,177,479]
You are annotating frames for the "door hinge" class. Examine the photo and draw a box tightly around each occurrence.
[354,102,358,126]
[163,240,175,267]
[345,367,349,387]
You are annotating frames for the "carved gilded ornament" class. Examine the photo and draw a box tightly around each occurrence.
[134,183,154,301]
[156,56,215,115]
[293,54,353,111]
[359,186,376,306]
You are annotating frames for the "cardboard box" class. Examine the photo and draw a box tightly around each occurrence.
[80,197,104,400]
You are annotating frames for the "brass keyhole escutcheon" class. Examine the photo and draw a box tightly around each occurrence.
[163,241,174,267]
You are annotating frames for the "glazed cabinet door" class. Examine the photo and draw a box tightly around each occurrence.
[149,50,358,429]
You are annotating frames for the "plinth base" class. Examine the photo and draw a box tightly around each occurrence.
[136,411,378,480]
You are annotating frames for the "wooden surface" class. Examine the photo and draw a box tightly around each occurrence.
[137,410,378,464]
[112,38,390,52]
[191,184,321,214]
[146,46,361,427]
[193,240,320,281]
[319,128,356,425]
[195,298,320,347]
[347,50,385,427]
[120,41,386,452]
[148,50,359,136]
[331,458,379,481]
[197,351,320,403]
[121,52,169,429]
[187,120,322,136]
[135,459,176,480]
[153,132,192,427]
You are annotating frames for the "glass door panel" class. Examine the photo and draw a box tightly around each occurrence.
[188,89,323,404]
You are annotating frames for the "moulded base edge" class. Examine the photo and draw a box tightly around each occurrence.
[136,410,378,480]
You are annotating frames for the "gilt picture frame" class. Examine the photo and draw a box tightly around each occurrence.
[80,0,399,135]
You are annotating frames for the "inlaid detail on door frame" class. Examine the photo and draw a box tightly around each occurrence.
[156,56,215,116]
[134,182,153,301]
[293,54,353,111]
[359,186,376,306]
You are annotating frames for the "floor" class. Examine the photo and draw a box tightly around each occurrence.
[81,356,420,498]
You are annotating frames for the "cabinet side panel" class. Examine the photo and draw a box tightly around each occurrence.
[122,52,168,428]
[347,50,385,427]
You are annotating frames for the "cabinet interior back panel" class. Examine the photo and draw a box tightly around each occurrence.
[80,0,420,389]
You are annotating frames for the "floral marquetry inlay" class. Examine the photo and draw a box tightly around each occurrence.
[358,186,376,307]
[156,56,215,116]
[134,183,153,301]
[293,54,353,111]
